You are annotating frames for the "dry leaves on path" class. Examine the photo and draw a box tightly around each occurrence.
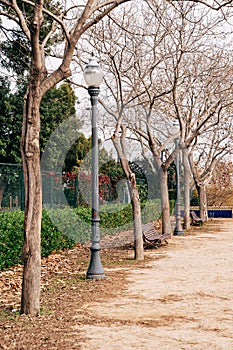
[0,228,145,349]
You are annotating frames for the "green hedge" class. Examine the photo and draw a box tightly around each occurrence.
[0,199,168,271]
[0,210,77,271]
[0,211,24,271]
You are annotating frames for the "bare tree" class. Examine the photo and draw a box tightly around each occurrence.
[0,0,131,315]
[150,1,233,226]
[112,124,144,260]
[189,118,233,220]
[80,1,176,236]
[185,0,233,10]
[89,5,151,260]
[80,0,233,237]
[171,47,233,221]
[0,0,232,314]
[128,1,233,233]
[207,160,233,206]
[181,146,192,229]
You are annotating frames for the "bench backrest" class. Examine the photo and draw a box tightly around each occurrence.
[142,222,155,233]
[142,223,161,241]
[191,211,200,220]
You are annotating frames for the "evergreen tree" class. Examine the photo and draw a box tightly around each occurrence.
[0,79,78,164]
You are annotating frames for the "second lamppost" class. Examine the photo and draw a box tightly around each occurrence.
[83,54,105,279]
[174,138,184,236]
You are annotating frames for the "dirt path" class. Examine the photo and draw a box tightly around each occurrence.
[1,219,232,349]
[78,219,233,350]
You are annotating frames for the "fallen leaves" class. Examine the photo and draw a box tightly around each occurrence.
[0,229,137,349]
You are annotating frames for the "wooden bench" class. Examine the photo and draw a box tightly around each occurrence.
[142,222,171,248]
[190,211,204,226]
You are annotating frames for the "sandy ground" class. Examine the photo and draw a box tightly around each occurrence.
[78,219,233,350]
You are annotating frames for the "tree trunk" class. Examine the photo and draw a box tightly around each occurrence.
[183,167,191,230]
[130,174,144,261]
[159,168,172,235]
[112,133,144,261]
[197,184,208,222]
[0,182,6,209]
[20,87,42,315]
[183,150,191,230]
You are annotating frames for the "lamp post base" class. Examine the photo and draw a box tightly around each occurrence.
[174,201,184,236]
[173,228,184,236]
[86,247,105,279]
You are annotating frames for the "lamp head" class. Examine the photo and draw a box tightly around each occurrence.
[83,53,103,88]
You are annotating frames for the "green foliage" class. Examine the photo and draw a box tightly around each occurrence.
[191,188,199,206]
[130,158,161,200]
[169,199,176,214]
[100,160,152,203]
[100,200,162,234]
[40,82,77,154]
[0,0,63,78]
[0,79,79,211]
[0,211,24,270]
[100,204,133,233]
[0,210,78,271]
[0,164,22,208]
[141,199,162,224]
[41,210,76,256]
[97,160,125,203]
[0,32,30,77]
[43,207,91,245]
[0,199,174,270]
[0,79,78,165]
[129,161,148,202]
[63,133,92,172]
[0,77,22,164]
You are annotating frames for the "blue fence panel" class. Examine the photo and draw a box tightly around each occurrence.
[189,209,232,219]
[208,209,232,218]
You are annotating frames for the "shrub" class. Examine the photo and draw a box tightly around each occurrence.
[43,207,91,245]
[0,211,24,270]
[0,198,172,270]
[0,209,86,271]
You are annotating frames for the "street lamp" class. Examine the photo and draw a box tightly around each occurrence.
[173,124,184,236]
[83,54,105,279]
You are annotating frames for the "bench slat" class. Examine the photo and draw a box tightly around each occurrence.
[190,211,204,226]
[142,223,170,245]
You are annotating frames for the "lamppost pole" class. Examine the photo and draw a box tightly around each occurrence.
[84,54,105,279]
[174,138,184,236]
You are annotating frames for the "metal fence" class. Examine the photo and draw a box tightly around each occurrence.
[0,164,83,211]
[0,163,132,211]
[191,208,233,219]
[0,163,23,211]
